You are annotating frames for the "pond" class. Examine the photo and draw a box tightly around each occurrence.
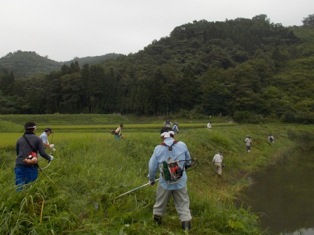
[240,149,314,235]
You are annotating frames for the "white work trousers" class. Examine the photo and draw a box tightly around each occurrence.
[214,162,223,175]
[153,184,192,222]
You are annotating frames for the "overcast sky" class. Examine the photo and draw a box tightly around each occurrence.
[1,0,312,62]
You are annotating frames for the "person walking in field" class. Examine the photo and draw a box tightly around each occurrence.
[207,121,212,129]
[212,152,224,176]
[39,128,55,152]
[164,120,172,128]
[268,134,275,144]
[245,135,252,152]
[113,124,124,140]
[148,127,192,231]
[15,122,54,191]
[172,122,179,134]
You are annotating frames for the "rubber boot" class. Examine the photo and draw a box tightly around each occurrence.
[181,221,191,230]
[153,215,162,225]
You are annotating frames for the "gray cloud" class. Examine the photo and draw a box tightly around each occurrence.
[1,0,312,61]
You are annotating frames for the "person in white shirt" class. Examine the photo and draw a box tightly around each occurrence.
[164,120,172,128]
[207,121,212,129]
[172,122,179,134]
[113,124,124,140]
[244,136,252,152]
[212,152,224,176]
[39,128,55,151]
[268,134,275,144]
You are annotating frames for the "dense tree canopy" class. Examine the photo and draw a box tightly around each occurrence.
[303,14,314,26]
[0,15,313,123]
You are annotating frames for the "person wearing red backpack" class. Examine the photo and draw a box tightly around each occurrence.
[148,127,192,231]
[14,122,53,191]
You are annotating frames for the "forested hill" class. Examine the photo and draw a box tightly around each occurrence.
[0,51,123,79]
[66,53,123,68]
[132,16,299,72]
[0,14,314,123]
[0,51,61,79]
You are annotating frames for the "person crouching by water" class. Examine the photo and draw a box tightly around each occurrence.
[212,152,224,176]
[15,122,54,191]
[113,124,124,140]
[148,127,192,231]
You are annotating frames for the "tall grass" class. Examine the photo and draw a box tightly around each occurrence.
[0,117,311,234]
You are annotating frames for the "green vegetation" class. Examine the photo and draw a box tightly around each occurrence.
[1,114,312,234]
[0,51,61,79]
[0,51,122,79]
[0,15,313,124]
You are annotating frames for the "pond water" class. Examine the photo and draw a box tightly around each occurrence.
[240,150,314,235]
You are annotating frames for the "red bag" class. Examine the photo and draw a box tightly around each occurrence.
[23,152,38,165]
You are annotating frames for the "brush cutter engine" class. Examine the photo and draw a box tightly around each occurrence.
[160,158,183,183]
[23,152,38,165]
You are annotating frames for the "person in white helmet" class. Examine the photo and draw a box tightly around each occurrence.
[148,127,192,231]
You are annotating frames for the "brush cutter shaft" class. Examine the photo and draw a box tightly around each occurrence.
[115,178,160,199]
[114,159,198,200]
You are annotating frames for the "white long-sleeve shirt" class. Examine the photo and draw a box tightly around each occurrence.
[245,137,252,146]
[212,153,223,163]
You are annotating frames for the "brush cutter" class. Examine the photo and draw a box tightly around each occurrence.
[114,159,198,200]
[39,148,56,172]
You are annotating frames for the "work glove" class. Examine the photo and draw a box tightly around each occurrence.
[185,164,191,170]
[147,174,155,185]
[49,155,54,162]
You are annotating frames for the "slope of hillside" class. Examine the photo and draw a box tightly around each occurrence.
[65,53,123,66]
[0,114,312,234]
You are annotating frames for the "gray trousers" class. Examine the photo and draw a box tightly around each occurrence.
[153,184,192,222]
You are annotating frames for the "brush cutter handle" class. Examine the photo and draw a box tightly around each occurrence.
[181,159,198,171]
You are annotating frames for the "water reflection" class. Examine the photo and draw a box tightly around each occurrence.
[280,228,314,235]
[241,150,314,235]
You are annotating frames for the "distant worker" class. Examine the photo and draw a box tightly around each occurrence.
[172,122,179,134]
[244,135,252,152]
[212,152,224,176]
[164,120,172,128]
[207,121,212,129]
[39,128,55,152]
[15,122,53,191]
[268,134,275,144]
[113,124,124,140]
[148,127,192,231]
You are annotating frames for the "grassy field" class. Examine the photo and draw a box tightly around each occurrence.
[0,114,312,234]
